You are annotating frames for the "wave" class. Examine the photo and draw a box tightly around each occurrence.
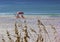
[0,13,60,16]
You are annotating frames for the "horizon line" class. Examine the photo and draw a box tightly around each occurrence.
[0,13,60,15]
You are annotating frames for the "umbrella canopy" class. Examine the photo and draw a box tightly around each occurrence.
[17,11,24,14]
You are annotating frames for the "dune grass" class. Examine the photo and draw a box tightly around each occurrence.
[1,18,58,42]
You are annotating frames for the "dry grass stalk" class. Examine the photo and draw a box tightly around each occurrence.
[50,24,57,42]
[30,27,38,41]
[37,19,48,35]
[50,24,57,35]
[37,19,51,42]
[23,26,29,42]
[15,23,19,35]
[6,30,13,42]
[2,35,5,42]
[21,38,23,42]
[30,28,36,34]
[23,20,30,42]
[36,34,43,42]
[24,20,29,38]
[37,19,48,34]
[15,23,20,42]
[36,35,39,42]
[15,35,20,42]
[2,38,5,42]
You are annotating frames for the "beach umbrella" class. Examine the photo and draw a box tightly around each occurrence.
[17,11,24,14]
[16,11,24,18]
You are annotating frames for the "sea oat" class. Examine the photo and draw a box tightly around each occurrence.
[30,28,36,34]
[37,19,51,42]
[6,30,14,42]
[15,23,19,35]
[23,26,28,42]
[15,23,20,42]
[23,20,30,42]
[1,35,5,42]
[50,24,57,42]
[50,24,57,35]
[36,33,43,42]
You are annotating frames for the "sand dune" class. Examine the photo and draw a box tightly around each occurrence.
[0,15,60,42]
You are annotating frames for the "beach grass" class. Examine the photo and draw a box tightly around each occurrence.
[0,16,58,42]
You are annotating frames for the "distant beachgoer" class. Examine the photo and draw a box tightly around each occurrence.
[16,11,25,19]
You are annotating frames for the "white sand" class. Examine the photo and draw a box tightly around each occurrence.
[0,15,60,42]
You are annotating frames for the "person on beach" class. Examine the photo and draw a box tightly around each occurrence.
[16,11,25,19]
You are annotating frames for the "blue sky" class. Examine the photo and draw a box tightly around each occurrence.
[0,0,60,14]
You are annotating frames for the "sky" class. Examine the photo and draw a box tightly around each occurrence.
[0,0,60,14]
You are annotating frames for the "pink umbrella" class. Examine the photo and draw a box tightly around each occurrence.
[16,11,24,18]
[17,11,24,14]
